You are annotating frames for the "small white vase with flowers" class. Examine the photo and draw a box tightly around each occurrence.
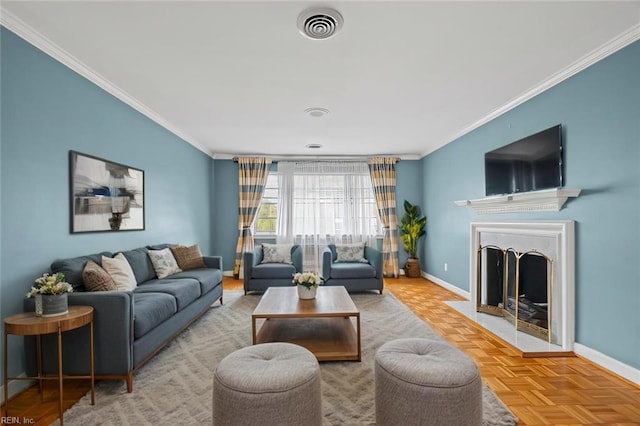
[292,272,324,300]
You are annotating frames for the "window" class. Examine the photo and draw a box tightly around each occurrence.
[254,173,278,235]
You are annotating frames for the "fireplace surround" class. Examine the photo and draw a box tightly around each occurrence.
[448,221,575,354]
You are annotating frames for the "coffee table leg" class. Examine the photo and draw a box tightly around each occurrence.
[356,314,361,362]
[252,317,257,344]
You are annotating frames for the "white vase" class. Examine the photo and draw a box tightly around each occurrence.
[297,284,317,300]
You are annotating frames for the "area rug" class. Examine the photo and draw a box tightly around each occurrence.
[60,291,517,425]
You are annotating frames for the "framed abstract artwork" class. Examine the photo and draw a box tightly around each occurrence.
[69,151,145,233]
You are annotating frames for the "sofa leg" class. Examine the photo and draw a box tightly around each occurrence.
[126,374,134,393]
[380,289,383,295]
[220,296,224,305]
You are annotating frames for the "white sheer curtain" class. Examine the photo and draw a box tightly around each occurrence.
[277,161,379,272]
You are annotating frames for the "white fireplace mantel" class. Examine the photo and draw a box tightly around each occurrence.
[455,188,581,214]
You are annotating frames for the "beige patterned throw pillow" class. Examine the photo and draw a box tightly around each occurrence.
[171,245,206,270]
[335,243,368,263]
[148,248,182,279]
[102,253,138,291]
[83,260,117,291]
[261,243,293,264]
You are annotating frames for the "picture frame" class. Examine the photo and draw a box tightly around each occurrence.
[69,151,145,233]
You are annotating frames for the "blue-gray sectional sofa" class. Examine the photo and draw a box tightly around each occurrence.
[28,244,223,392]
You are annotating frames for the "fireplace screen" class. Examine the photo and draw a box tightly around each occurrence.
[477,245,554,343]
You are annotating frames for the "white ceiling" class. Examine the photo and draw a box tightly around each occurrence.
[2,1,639,159]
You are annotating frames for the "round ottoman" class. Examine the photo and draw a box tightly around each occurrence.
[213,342,322,426]
[375,338,482,426]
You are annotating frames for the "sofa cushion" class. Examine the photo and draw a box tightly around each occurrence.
[262,243,293,264]
[148,248,182,279]
[335,243,368,263]
[82,260,117,292]
[330,262,376,279]
[121,247,157,284]
[171,269,223,295]
[102,253,138,292]
[147,243,176,251]
[51,251,114,290]
[133,292,177,338]
[134,278,201,311]
[171,245,206,270]
[252,263,296,279]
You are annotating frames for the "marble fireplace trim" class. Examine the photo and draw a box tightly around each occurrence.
[470,221,575,351]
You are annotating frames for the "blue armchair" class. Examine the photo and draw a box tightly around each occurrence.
[243,244,303,294]
[322,244,384,294]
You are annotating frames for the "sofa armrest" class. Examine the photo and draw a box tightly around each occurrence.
[291,245,303,273]
[203,255,223,270]
[24,291,134,376]
[322,247,333,280]
[365,246,383,279]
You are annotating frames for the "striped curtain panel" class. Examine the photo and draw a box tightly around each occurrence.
[368,157,400,278]
[233,157,272,278]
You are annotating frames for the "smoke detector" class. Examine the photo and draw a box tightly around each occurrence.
[304,107,330,117]
[297,8,343,40]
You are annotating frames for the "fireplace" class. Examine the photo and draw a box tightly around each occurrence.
[478,246,552,342]
[467,221,575,352]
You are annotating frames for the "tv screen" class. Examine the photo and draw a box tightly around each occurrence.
[485,124,563,196]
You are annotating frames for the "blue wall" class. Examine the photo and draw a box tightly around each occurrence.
[1,28,215,382]
[421,41,640,369]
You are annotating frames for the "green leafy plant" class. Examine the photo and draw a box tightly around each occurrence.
[399,200,426,259]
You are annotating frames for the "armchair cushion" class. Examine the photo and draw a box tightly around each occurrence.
[251,263,297,279]
[335,243,368,263]
[330,263,377,279]
[261,243,294,264]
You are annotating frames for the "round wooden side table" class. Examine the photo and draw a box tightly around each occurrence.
[3,305,95,425]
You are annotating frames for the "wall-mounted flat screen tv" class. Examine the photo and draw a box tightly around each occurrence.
[485,124,563,196]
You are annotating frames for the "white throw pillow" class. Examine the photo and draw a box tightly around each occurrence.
[102,253,138,291]
[335,243,368,263]
[148,248,182,279]
[261,243,293,264]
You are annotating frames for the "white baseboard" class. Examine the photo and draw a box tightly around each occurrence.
[423,272,470,299]
[423,273,640,386]
[0,373,34,404]
[223,270,234,277]
[574,343,640,386]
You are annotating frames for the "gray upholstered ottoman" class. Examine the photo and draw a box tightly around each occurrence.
[375,338,482,426]
[213,342,322,426]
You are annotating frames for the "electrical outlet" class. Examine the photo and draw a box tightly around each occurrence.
[444,263,448,272]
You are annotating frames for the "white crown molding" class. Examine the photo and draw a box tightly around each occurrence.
[0,10,214,158]
[212,153,423,161]
[421,23,640,158]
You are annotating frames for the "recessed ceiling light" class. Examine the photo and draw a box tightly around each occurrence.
[297,8,343,40]
[306,144,323,149]
[304,107,330,117]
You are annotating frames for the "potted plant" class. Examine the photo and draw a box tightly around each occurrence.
[399,200,426,278]
[26,272,73,317]
[292,272,324,299]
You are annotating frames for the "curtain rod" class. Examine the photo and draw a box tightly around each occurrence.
[232,156,401,163]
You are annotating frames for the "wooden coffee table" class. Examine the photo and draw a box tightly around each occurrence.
[252,286,361,361]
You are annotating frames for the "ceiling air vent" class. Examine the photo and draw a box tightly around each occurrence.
[297,8,343,40]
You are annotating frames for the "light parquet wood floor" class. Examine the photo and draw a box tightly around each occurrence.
[2,277,639,425]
